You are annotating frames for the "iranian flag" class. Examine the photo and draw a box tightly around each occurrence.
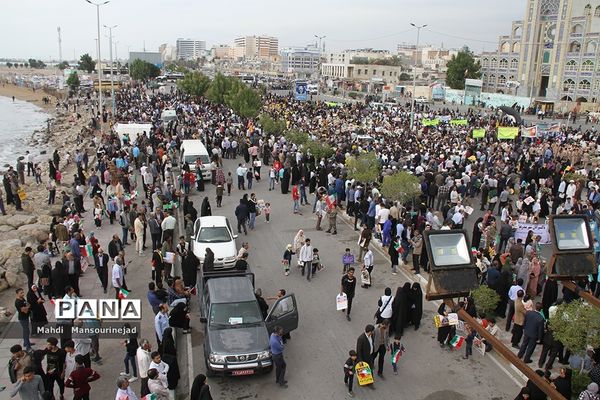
[325,194,336,210]
[141,394,157,400]
[190,285,197,296]
[393,242,404,254]
[118,288,130,299]
[450,335,464,349]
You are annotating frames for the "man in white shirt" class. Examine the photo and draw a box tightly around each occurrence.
[149,352,169,386]
[160,211,176,243]
[299,238,314,281]
[112,257,124,300]
[115,375,139,400]
[136,339,152,396]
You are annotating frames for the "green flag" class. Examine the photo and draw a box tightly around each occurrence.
[472,128,486,138]
[421,118,439,126]
[497,127,518,140]
[450,119,468,126]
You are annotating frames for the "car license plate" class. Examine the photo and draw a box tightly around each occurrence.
[232,369,254,376]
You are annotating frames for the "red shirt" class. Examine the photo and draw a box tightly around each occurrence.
[292,186,299,200]
[65,367,100,396]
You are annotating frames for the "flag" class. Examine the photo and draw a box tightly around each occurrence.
[390,345,405,364]
[497,127,518,140]
[49,298,56,305]
[190,285,197,296]
[472,128,485,139]
[325,194,336,210]
[85,244,93,257]
[450,335,465,349]
[118,288,130,299]
[393,242,404,254]
[141,394,157,400]
[79,245,88,258]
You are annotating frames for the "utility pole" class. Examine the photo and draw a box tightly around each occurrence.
[104,24,117,115]
[84,0,110,133]
[409,23,427,132]
[314,35,326,82]
[57,27,62,64]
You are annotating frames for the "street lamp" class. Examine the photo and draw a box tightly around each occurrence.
[423,229,478,300]
[409,23,427,131]
[84,0,110,131]
[104,24,117,115]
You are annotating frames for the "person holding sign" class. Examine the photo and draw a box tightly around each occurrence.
[355,325,376,390]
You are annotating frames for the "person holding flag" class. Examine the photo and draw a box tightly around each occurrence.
[390,338,405,375]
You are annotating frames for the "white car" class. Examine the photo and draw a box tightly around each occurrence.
[191,216,238,270]
[414,96,429,103]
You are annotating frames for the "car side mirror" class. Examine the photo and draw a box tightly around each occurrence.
[233,234,239,239]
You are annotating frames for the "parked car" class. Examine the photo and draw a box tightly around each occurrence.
[191,216,238,270]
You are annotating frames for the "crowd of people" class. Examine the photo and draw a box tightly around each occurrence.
[4,77,600,399]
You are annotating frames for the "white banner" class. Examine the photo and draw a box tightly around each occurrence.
[514,223,551,244]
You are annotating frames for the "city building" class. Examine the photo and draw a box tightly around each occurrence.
[397,44,457,71]
[129,51,162,67]
[321,63,402,83]
[280,45,320,78]
[325,48,390,65]
[234,35,279,59]
[159,44,177,62]
[480,0,600,108]
[176,38,206,60]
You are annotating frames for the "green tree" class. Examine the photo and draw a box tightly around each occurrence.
[66,71,80,91]
[471,286,500,318]
[445,51,481,90]
[164,61,188,73]
[259,114,286,136]
[305,140,334,161]
[399,73,411,81]
[380,172,421,203]
[28,59,38,68]
[129,59,161,81]
[78,53,96,73]
[177,71,210,97]
[285,129,309,146]
[345,152,381,183]
[206,73,233,105]
[57,61,70,70]
[549,300,600,358]
[225,83,262,118]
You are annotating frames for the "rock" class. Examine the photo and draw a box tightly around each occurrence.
[0,239,23,250]
[0,279,8,292]
[0,225,14,233]
[4,270,20,287]
[0,230,22,242]
[3,256,22,274]
[44,205,63,216]
[36,215,54,225]
[17,224,49,243]
[4,214,37,228]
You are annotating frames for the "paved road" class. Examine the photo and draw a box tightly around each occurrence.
[186,157,519,400]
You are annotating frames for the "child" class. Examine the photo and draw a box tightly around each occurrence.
[343,350,357,397]
[390,339,405,375]
[264,202,271,223]
[282,244,294,276]
[342,248,355,274]
[216,183,224,207]
[34,164,42,185]
[226,172,233,196]
[93,204,103,228]
[312,248,322,275]
[463,324,477,359]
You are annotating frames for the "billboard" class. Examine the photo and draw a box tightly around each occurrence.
[294,81,308,101]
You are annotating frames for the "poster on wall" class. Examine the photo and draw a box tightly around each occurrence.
[294,81,308,101]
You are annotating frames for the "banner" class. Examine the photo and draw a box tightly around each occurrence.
[294,81,308,101]
[439,115,451,123]
[450,119,468,126]
[514,223,551,244]
[497,126,518,140]
[521,126,538,138]
[472,128,486,138]
[422,118,440,126]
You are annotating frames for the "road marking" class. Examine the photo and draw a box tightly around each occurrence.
[338,213,526,386]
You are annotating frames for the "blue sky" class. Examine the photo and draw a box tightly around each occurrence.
[1,0,525,60]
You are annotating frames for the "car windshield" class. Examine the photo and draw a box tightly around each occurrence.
[184,154,210,164]
[209,301,263,326]
[197,227,231,243]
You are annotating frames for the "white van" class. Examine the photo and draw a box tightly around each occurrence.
[161,109,177,124]
[180,140,212,181]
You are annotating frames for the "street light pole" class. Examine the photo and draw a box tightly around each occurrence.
[104,24,117,115]
[409,23,427,132]
[85,0,109,132]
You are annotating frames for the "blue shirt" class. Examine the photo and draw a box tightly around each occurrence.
[147,290,161,310]
[154,312,169,341]
[70,238,81,259]
[367,201,376,217]
[133,146,140,158]
[269,333,284,355]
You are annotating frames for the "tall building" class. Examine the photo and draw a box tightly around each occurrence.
[480,0,600,106]
[176,39,206,60]
[280,45,320,78]
[234,35,278,59]
[159,44,177,62]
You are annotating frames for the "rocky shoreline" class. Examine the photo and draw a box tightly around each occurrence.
[0,84,90,298]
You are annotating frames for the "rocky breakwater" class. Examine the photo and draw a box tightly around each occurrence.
[0,110,90,292]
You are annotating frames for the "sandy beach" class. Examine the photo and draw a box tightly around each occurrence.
[0,82,57,112]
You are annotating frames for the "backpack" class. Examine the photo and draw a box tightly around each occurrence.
[8,359,17,383]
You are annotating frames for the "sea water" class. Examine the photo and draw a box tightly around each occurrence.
[0,96,50,169]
